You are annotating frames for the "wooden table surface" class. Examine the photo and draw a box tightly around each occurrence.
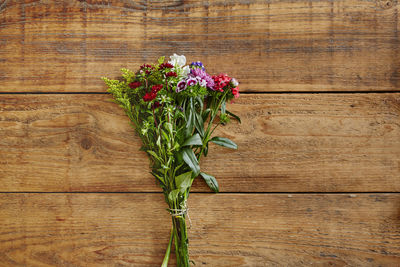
[0,0,399,266]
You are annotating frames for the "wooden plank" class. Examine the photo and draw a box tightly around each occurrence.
[0,93,399,192]
[1,0,399,92]
[0,193,398,266]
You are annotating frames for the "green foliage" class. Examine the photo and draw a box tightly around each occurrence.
[182,133,202,147]
[158,56,165,65]
[200,172,219,193]
[175,171,193,193]
[227,110,241,123]
[103,56,241,267]
[121,68,135,83]
[168,189,180,202]
[181,148,200,176]
[210,136,238,149]
[103,63,240,193]
[179,84,208,98]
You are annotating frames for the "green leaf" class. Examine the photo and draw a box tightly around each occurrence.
[176,150,183,165]
[147,150,163,162]
[173,163,184,174]
[194,112,205,137]
[168,189,180,202]
[156,135,161,148]
[185,109,194,137]
[161,129,170,143]
[226,110,241,124]
[151,171,165,186]
[164,122,173,135]
[210,137,237,149]
[184,98,195,137]
[158,56,165,65]
[161,230,173,267]
[203,142,209,157]
[120,68,135,82]
[181,148,200,176]
[200,172,219,193]
[175,171,192,192]
[202,108,211,121]
[182,133,203,147]
[195,96,204,110]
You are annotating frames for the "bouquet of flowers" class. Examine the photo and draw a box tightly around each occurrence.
[102,54,240,266]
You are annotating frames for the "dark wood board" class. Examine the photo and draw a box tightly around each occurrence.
[0,193,399,266]
[0,93,399,192]
[0,0,399,92]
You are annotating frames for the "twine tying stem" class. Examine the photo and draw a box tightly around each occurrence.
[168,200,192,228]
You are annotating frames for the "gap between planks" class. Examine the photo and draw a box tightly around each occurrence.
[1,91,400,94]
[0,192,399,194]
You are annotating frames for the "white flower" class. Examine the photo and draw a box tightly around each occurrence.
[196,76,207,87]
[199,79,207,87]
[169,53,186,67]
[231,78,239,87]
[182,65,190,76]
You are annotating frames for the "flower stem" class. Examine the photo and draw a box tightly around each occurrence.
[172,215,189,267]
[198,92,229,161]
[161,228,173,267]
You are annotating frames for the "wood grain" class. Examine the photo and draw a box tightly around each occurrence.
[0,193,398,266]
[1,1,399,266]
[0,93,399,192]
[1,0,400,92]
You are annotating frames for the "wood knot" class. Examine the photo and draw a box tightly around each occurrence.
[80,137,92,150]
[376,0,397,9]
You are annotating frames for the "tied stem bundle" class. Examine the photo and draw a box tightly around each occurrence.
[103,54,240,266]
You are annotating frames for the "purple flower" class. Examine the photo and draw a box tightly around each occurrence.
[176,80,187,92]
[190,68,214,88]
[190,61,205,70]
[186,77,198,87]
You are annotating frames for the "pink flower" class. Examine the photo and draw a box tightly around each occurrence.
[231,87,240,98]
[212,74,231,92]
[186,77,198,87]
[176,80,187,92]
[190,68,214,88]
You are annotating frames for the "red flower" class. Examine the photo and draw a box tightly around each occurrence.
[153,101,161,108]
[231,87,240,98]
[212,74,231,92]
[139,64,154,75]
[143,92,157,102]
[140,64,154,70]
[129,81,142,89]
[151,84,163,93]
[159,63,174,69]
[143,84,163,102]
[165,71,177,77]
